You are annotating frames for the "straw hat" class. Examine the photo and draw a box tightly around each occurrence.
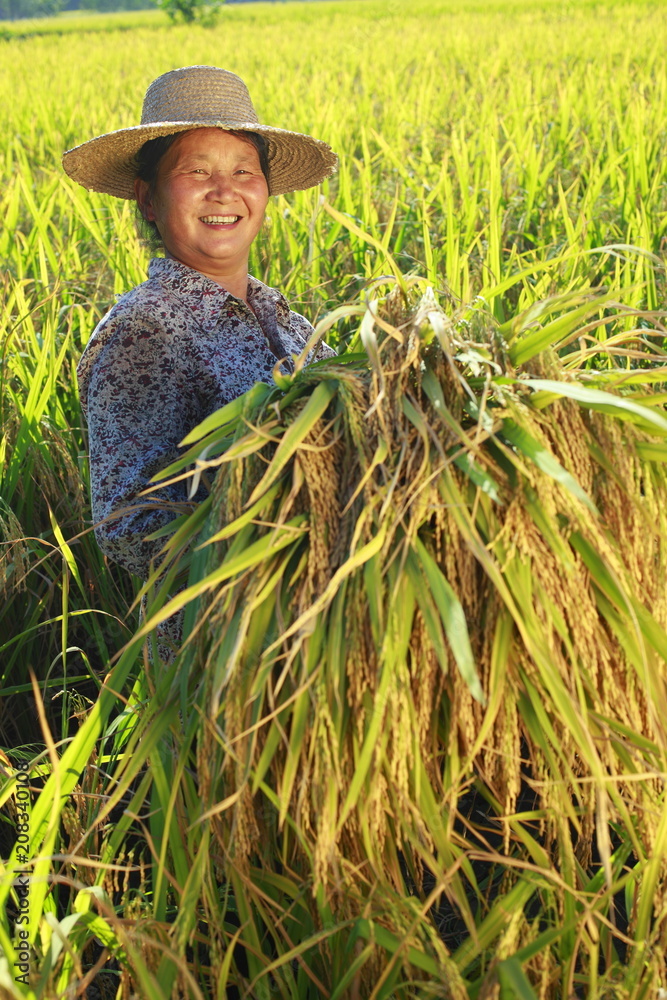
[62,65,338,198]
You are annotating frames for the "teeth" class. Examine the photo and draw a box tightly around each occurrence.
[200,215,241,224]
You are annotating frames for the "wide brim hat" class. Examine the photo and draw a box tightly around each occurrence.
[62,65,338,198]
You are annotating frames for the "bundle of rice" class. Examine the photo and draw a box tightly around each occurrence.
[145,281,667,996]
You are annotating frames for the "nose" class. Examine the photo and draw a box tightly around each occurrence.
[208,170,236,202]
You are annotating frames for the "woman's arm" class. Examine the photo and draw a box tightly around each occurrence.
[81,286,334,579]
[82,312,204,579]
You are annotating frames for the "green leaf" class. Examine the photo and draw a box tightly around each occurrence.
[181,380,272,445]
[498,956,539,1000]
[522,378,667,435]
[247,380,338,505]
[452,449,503,503]
[635,440,667,462]
[355,919,440,975]
[453,878,537,971]
[501,418,597,512]
[140,516,307,635]
[406,551,449,675]
[321,200,409,294]
[202,480,282,545]
[414,537,485,703]
[508,297,611,365]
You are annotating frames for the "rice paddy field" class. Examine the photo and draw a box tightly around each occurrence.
[3,0,667,996]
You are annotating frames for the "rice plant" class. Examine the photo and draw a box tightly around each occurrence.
[113,274,667,998]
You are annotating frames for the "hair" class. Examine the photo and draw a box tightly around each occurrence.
[133,129,271,253]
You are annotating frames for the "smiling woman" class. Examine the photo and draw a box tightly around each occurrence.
[134,128,270,298]
[62,65,338,660]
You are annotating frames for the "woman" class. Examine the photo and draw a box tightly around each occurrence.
[63,65,337,652]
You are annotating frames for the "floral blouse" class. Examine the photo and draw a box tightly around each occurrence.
[78,257,333,579]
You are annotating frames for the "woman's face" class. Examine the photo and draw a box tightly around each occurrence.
[136,128,269,283]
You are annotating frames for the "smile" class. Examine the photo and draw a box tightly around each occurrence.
[200,215,242,225]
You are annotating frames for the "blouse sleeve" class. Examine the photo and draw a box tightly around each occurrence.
[82,311,204,579]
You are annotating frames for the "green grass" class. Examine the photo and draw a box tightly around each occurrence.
[1,0,667,995]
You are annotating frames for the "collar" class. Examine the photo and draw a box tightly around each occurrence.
[148,257,291,332]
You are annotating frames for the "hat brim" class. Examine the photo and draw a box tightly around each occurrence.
[62,121,338,198]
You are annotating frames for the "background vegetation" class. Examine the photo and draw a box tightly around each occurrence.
[2,0,667,996]
[0,0,153,26]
